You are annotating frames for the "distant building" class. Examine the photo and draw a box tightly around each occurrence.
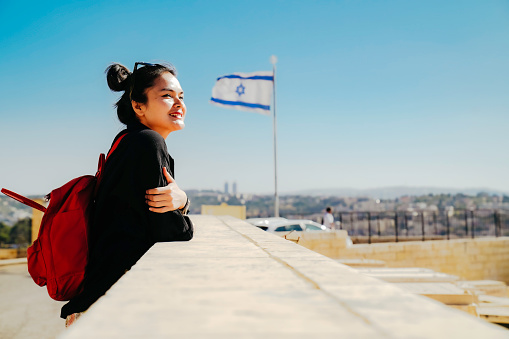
[224,182,229,195]
[201,202,246,219]
[233,182,237,195]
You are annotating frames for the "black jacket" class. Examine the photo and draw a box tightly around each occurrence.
[61,121,193,318]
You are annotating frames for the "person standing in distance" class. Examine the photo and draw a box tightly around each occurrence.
[323,207,335,230]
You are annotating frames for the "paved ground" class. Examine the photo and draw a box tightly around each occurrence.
[0,264,65,339]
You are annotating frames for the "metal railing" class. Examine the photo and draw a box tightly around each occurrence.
[336,209,509,244]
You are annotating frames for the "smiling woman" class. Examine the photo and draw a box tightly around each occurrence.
[130,66,186,139]
[60,62,193,326]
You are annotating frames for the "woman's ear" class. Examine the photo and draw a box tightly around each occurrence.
[131,100,145,118]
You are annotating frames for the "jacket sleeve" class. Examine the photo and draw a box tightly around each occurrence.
[134,131,193,243]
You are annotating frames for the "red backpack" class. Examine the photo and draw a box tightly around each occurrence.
[1,134,126,301]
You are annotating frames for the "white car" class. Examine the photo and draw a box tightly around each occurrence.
[246,218,329,233]
[245,217,288,228]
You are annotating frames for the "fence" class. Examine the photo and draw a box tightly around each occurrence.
[336,209,509,244]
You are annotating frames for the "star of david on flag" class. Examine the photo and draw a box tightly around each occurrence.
[210,71,274,115]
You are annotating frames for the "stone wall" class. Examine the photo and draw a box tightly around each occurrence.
[293,232,509,282]
[0,249,23,259]
[59,216,508,338]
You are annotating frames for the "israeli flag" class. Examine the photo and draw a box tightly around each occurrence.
[210,71,274,115]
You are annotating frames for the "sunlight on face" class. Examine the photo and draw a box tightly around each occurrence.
[135,72,186,139]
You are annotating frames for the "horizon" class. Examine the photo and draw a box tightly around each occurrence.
[1,1,508,196]
[13,185,509,199]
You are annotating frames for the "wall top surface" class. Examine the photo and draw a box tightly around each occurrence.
[61,215,508,339]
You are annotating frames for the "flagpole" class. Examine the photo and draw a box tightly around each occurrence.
[270,55,279,218]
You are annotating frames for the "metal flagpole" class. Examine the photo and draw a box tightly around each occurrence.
[270,55,279,217]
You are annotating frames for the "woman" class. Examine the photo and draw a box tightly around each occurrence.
[61,62,193,325]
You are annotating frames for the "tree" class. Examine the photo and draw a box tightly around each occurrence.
[9,218,31,245]
[0,222,10,244]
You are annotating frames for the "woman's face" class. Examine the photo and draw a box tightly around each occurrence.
[133,72,186,139]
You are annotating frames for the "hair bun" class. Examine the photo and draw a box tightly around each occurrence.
[106,63,131,92]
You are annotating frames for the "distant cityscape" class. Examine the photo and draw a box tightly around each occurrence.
[187,185,509,220]
[1,186,508,226]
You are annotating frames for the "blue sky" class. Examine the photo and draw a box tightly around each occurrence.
[0,0,508,195]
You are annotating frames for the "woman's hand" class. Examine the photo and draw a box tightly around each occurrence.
[145,167,187,213]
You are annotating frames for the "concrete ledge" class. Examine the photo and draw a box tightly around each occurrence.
[60,216,508,338]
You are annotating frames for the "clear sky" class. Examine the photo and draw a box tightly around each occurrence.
[0,0,508,196]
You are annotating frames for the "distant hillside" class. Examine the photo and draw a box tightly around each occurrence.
[0,195,39,226]
[282,186,509,199]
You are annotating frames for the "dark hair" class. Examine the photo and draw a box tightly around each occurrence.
[105,62,177,125]
[326,207,332,213]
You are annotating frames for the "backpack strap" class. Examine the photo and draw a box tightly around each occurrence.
[1,188,47,213]
[95,133,128,178]
[94,132,128,196]
[106,133,128,161]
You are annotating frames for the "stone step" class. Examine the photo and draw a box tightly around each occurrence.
[457,280,508,297]
[479,295,509,307]
[394,282,477,305]
[335,258,386,267]
[356,267,460,283]
[478,307,509,324]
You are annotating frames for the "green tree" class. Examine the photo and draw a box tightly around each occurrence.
[9,218,31,245]
[0,222,10,244]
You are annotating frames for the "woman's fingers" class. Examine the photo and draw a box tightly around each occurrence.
[146,199,174,208]
[145,168,185,213]
[145,192,172,202]
[148,205,173,213]
[146,182,177,198]
[146,186,170,195]
[146,168,176,195]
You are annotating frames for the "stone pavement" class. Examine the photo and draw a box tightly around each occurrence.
[0,263,65,339]
[0,258,27,266]
[61,215,509,338]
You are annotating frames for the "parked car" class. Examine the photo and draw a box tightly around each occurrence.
[245,217,288,231]
[246,218,329,233]
[270,220,330,233]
